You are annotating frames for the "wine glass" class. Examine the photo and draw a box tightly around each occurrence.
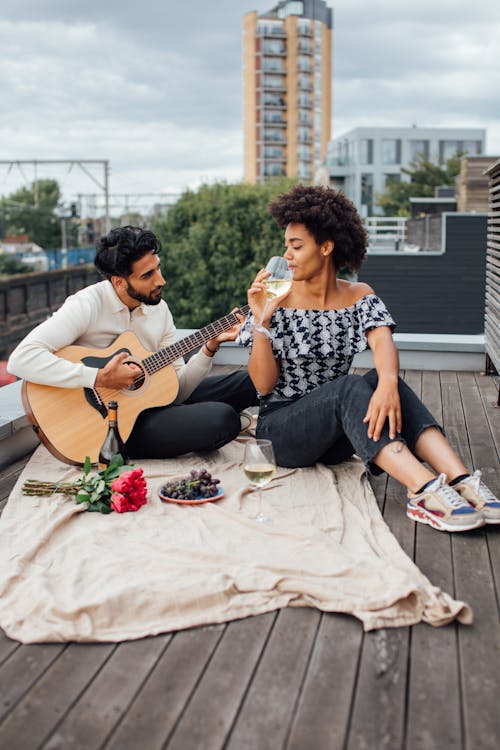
[253,256,293,338]
[243,439,276,524]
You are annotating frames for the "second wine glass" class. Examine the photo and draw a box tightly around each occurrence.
[243,439,276,524]
[253,256,293,338]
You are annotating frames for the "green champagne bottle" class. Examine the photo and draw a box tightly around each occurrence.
[98,401,128,469]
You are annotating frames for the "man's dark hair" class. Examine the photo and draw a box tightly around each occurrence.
[94,226,161,280]
[268,185,368,272]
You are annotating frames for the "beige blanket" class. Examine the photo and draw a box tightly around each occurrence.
[0,440,471,642]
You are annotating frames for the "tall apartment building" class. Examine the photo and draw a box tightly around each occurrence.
[243,1,332,183]
[326,126,486,216]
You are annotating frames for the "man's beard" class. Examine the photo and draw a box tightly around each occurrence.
[126,282,163,306]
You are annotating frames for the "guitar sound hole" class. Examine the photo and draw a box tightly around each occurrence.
[125,365,146,392]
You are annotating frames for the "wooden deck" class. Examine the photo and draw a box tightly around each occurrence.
[0,368,499,750]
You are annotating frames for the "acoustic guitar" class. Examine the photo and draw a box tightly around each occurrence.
[22,305,249,466]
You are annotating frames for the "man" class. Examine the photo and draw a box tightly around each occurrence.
[8,225,258,458]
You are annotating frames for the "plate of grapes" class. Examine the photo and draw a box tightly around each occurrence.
[159,468,225,505]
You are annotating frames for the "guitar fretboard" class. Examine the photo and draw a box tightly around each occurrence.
[142,305,250,375]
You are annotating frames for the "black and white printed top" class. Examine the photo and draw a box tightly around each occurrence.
[237,294,396,400]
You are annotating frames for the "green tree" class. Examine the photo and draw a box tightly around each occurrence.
[378,154,462,216]
[152,179,295,328]
[0,253,34,276]
[0,179,77,249]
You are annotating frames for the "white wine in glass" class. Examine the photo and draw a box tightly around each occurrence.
[253,256,293,338]
[243,439,276,524]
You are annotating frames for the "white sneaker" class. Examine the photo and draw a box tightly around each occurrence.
[407,473,484,532]
[453,471,500,524]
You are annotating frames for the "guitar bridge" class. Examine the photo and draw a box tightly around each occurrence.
[83,387,107,418]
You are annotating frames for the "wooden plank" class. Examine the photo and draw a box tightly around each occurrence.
[0,644,113,748]
[286,613,363,750]
[0,630,18,666]
[165,613,275,750]
[0,454,30,508]
[402,367,461,750]
[421,370,443,425]
[458,372,500,604]
[407,517,461,750]
[346,623,410,750]
[41,637,169,750]
[345,474,411,750]
[104,625,225,750]
[225,608,320,750]
[440,371,500,750]
[0,644,65,724]
[474,373,500,455]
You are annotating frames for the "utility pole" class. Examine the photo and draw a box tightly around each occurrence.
[0,159,110,230]
[60,218,67,269]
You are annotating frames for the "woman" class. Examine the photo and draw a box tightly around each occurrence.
[238,185,499,533]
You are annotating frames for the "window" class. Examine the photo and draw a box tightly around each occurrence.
[297,19,312,35]
[257,21,285,37]
[463,140,482,155]
[263,111,285,124]
[263,163,285,177]
[263,128,285,142]
[277,1,304,18]
[262,75,286,89]
[409,139,429,161]
[263,146,284,159]
[262,40,286,55]
[361,174,374,215]
[384,173,401,186]
[262,58,284,73]
[298,161,312,179]
[382,139,401,165]
[297,144,310,160]
[297,56,312,73]
[263,93,285,107]
[359,139,373,165]
[439,140,460,163]
[297,75,312,90]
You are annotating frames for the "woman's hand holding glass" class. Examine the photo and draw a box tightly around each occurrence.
[249,256,293,338]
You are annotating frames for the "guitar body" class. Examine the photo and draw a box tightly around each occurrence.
[22,331,180,466]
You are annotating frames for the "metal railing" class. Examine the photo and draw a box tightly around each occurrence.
[364,217,408,253]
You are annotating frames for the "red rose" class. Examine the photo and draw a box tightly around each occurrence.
[111,473,133,494]
[111,493,129,513]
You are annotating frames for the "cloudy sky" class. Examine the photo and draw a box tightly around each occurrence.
[1,0,499,210]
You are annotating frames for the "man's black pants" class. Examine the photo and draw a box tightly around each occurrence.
[126,370,258,459]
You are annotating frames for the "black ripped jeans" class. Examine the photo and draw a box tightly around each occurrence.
[256,369,442,474]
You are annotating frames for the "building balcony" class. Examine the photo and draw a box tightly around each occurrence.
[260,83,287,92]
[257,27,287,38]
[261,134,287,143]
[262,152,287,162]
[261,101,287,110]
[260,47,286,56]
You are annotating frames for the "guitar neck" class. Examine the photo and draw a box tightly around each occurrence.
[143,304,249,374]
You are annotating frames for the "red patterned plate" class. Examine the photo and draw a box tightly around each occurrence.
[158,487,225,505]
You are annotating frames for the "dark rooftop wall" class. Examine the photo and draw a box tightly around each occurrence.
[358,214,487,334]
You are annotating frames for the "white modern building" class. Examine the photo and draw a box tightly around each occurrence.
[325,126,486,215]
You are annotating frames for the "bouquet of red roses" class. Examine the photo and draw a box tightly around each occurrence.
[22,455,148,514]
[110,468,147,513]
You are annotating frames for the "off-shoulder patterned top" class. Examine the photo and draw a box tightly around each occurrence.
[237,294,396,400]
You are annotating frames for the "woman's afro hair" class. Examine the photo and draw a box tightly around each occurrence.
[268,184,368,272]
